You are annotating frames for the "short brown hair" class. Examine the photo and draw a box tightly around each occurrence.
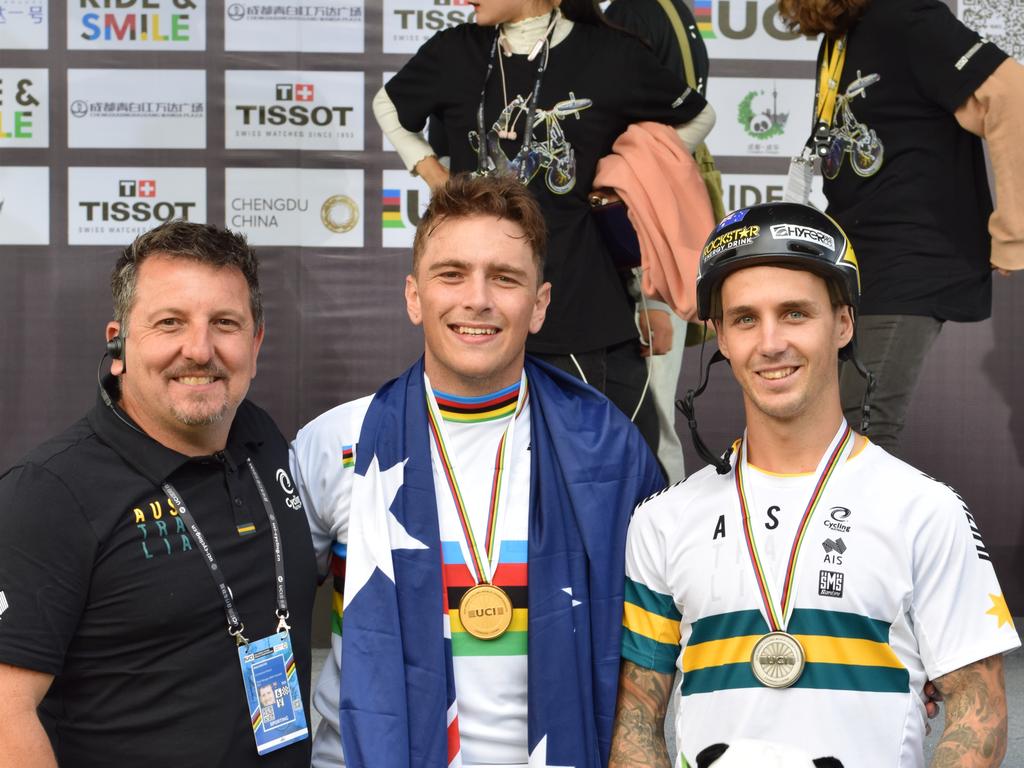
[112,220,263,334]
[777,0,871,37]
[412,173,547,279]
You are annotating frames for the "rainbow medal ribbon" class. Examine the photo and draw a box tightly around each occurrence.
[735,422,855,688]
[425,377,528,640]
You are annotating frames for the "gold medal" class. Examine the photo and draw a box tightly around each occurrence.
[458,583,514,640]
[750,631,805,688]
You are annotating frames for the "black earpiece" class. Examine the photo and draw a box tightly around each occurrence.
[107,335,125,361]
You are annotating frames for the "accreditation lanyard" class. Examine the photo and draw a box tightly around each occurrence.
[474,10,557,182]
[735,422,854,632]
[163,457,290,646]
[425,380,528,586]
[815,35,848,130]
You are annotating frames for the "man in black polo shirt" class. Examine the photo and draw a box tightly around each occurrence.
[0,221,316,767]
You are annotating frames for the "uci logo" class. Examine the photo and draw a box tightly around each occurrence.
[706,1,801,41]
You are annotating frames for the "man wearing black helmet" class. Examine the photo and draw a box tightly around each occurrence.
[608,203,1020,768]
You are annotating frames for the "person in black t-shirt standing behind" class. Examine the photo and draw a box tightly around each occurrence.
[373,0,717,455]
[0,221,316,768]
[779,0,1024,454]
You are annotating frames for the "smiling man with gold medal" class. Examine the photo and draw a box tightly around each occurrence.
[609,203,1020,768]
[291,173,664,768]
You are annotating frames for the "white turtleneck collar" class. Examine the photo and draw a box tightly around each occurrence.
[498,9,573,54]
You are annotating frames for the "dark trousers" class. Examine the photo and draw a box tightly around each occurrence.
[840,314,943,456]
[533,340,661,460]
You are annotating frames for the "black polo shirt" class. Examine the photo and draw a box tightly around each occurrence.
[0,379,316,767]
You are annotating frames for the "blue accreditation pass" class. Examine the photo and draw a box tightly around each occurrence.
[238,631,309,755]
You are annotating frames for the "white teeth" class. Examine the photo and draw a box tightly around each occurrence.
[178,376,216,385]
[456,326,497,336]
[760,368,795,380]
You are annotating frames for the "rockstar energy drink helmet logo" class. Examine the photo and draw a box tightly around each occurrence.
[701,224,761,262]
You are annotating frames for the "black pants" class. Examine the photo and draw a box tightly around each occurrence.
[533,340,661,460]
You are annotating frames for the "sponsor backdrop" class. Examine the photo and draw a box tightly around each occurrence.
[0,1,1021,614]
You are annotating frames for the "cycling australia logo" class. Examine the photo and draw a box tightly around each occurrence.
[68,0,206,50]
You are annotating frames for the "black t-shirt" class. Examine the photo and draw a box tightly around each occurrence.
[821,0,1007,321]
[605,0,709,94]
[386,21,706,353]
[0,388,316,767]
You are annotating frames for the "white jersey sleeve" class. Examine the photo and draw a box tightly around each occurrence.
[907,478,1021,680]
[622,490,685,675]
[290,395,374,575]
[289,394,374,768]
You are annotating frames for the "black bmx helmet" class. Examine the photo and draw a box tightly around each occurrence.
[695,202,861,358]
[680,203,874,475]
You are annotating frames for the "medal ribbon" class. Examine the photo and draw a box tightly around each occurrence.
[425,379,529,586]
[815,35,847,128]
[736,422,854,632]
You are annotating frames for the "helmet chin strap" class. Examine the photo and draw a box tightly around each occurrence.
[678,339,877,475]
[676,349,732,475]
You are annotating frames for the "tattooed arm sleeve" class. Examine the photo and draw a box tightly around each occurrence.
[609,660,674,768]
[930,654,1008,767]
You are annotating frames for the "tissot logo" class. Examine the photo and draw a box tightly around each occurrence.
[119,179,157,198]
[69,0,206,50]
[68,167,206,245]
[277,82,315,101]
[383,0,473,53]
[226,70,363,150]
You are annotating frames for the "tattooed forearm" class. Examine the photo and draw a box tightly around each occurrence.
[609,660,674,768]
[930,655,1008,768]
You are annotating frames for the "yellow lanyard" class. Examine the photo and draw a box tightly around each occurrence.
[816,35,847,128]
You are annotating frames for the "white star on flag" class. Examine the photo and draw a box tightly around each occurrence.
[529,736,574,768]
[344,456,427,608]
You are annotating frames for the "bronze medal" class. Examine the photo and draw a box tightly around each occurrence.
[458,583,514,640]
[750,631,805,688]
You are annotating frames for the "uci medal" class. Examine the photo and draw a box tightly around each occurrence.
[751,631,805,688]
[459,583,514,640]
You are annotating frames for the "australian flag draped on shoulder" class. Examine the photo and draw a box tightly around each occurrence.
[340,357,664,767]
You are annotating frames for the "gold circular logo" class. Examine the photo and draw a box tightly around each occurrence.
[320,194,359,233]
[458,583,514,640]
[750,631,805,688]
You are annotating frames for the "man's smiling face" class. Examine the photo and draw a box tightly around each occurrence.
[405,213,550,396]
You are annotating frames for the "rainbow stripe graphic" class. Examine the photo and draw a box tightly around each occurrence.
[694,0,715,39]
[341,445,355,469]
[382,188,403,229]
[433,382,521,424]
[442,539,528,656]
